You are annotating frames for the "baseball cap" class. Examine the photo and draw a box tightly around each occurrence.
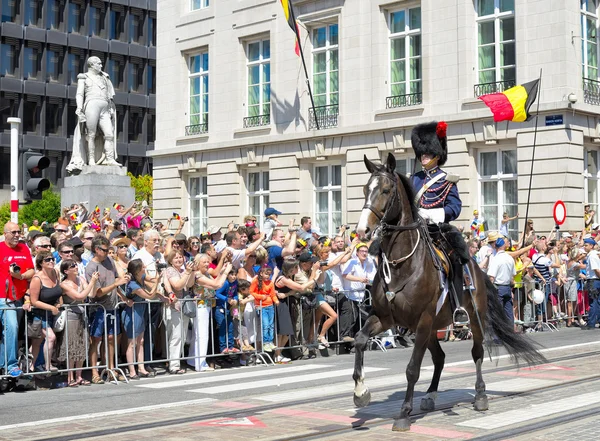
[473,209,479,215]
[264,207,282,217]
[356,242,369,250]
[584,238,597,246]
[214,240,227,253]
[174,233,187,242]
[109,230,126,241]
[593,223,600,230]
[298,252,318,263]
[495,238,505,248]
[27,230,43,241]
[562,232,572,238]
[68,236,84,248]
[208,225,222,235]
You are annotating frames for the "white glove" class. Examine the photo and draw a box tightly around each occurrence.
[418,208,431,221]
[419,208,446,224]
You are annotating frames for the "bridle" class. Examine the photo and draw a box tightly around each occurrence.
[362,170,420,235]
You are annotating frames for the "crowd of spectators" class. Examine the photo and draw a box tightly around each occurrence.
[0,202,375,389]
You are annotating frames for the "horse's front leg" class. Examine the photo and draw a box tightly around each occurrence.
[393,313,433,432]
[420,331,445,411]
[353,314,384,408]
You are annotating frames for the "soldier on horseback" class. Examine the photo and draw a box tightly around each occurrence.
[410,121,470,325]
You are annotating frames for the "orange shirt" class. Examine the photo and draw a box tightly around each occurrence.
[250,278,278,308]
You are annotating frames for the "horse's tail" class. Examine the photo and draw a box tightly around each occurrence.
[484,276,547,366]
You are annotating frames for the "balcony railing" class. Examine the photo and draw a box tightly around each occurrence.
[584,77,600,105]
[386,92,423,109]
[308,104,339,130]
[243,114,270,128]
[473,80,516,97]
[185,123,208,136]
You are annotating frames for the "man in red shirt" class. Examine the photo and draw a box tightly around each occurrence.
[0,222,35,377]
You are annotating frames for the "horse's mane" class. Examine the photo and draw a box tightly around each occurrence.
[395,171,420,221]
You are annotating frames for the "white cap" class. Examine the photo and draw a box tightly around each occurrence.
[562,232,572,238]
[593,223,600,230]
[214,240,227,253]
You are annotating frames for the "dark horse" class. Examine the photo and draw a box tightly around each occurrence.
[353,153,546,432]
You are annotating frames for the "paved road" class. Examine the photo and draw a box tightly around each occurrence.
[1,328,599,440]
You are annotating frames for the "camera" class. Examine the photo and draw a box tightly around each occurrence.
[337,225,350,229]
[319,261,328,267]
[183,217,189,222]
[156,262,168,272]
[10,263,21,273]
[233,223,239,229]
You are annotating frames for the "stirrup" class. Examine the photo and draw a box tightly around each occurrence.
[453,307,470,327]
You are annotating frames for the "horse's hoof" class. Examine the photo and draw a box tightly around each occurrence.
[392,418,411,432]
[353,389,371,408]
[420,397,435,411]
[474,395,489,412]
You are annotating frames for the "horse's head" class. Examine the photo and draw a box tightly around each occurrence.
[357,153,399,239]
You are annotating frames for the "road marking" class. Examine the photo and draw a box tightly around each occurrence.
[187,367,388,395]
[0,398,216,431]
[136,364,333,389]
[381,424,475,439]
[496,371,574,380]
[193,416,266,428]
[458,391,600,429]
[423,340,600,370]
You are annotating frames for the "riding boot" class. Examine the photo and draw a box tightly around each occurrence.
[451,261,469,326]
[103,140,122,166]
[86,136,96,166]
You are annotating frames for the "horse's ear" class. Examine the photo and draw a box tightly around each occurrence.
[385,152,396,173]
[364,155,377,174]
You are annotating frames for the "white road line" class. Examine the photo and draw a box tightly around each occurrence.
[423,340,600,370]
[458,391,600,429]
[136,363,333,389]
[0,398,216,431]
[187,367,388,395]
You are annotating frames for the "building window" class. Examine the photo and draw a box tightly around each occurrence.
[475,0,515,95]
[0,92,19,131]
[23,95,42,134]
[129,8,144,44]
[128,107,143,143]
[1,0,19,23]
[24,0,42,27]
[191,0,209,12]
[107,54,125,91]
[188,52,209,133]
[23,42,41,80]
[247,171,270,227]
[388,7,422,108]
[109,4,125,40]
[47,45,64,82]
[116,104,125,141]
[67,100,77,136]
[147,110,155,144]
[585,149,600,214]
[68,1,84,34]
[245,39,270,127]
[47,0,63,31]
[394,156,417,177]
[583,0,599,79]
[314,164,342,236]
[46,98,63,136]
[67,48,84,84]
[89,1,106,38]
[478,149,518,239]
[128,57,144,93]
[148,61,155,94]
[0,39,18,77]
[311,24,339,129]
[189,176,208,234]
[148,12,156,47]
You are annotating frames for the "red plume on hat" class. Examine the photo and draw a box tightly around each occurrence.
[411,121,448,166]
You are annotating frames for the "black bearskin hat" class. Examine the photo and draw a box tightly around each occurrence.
[411,121,448,166]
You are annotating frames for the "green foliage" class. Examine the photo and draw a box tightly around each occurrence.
[19,187,62,226]
[128,172,153,204]
[0,201,10,227]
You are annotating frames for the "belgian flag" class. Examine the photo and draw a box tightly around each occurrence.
[173,212,181,220]
[479,79,539,123]
[280,0,300,56]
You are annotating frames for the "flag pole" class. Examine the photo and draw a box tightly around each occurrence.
[290,7,320,130]
[520,69,543,248]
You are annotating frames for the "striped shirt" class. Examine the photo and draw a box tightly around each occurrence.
[532,253,551,282]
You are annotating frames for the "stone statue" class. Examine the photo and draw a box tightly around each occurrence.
[66,56,121,174]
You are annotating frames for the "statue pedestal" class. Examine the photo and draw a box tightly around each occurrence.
[61,166,135,215]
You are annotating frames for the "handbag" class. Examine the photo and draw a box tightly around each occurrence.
[300,294,318,310]
[27,318,43,339]
[182,291,197,318]
[53,309,67,333]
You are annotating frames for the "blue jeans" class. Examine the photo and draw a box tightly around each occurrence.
[496,285,513,326]
[0,298,23,373]
[259,305,275,344]
[587,281,600,328]
[214,307,234,351]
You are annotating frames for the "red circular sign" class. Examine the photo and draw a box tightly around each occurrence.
[553,200,566,225]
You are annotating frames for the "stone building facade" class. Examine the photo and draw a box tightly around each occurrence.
[152,0,600,238]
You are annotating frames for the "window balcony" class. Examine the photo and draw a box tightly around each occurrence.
[309,104,339,130]
[473,80,516,97]
[584,77,600,106]
[243,114,270,128]
[386,92,423,109]
[185,123,208,136]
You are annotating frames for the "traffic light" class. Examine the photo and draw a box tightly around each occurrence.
[22,150,50,202]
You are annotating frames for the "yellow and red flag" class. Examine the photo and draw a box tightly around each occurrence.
[69,213,77,221]
[479,79,539,123]
[94,205,100,215]
[280,0,300,56]
[113,203,124,211]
